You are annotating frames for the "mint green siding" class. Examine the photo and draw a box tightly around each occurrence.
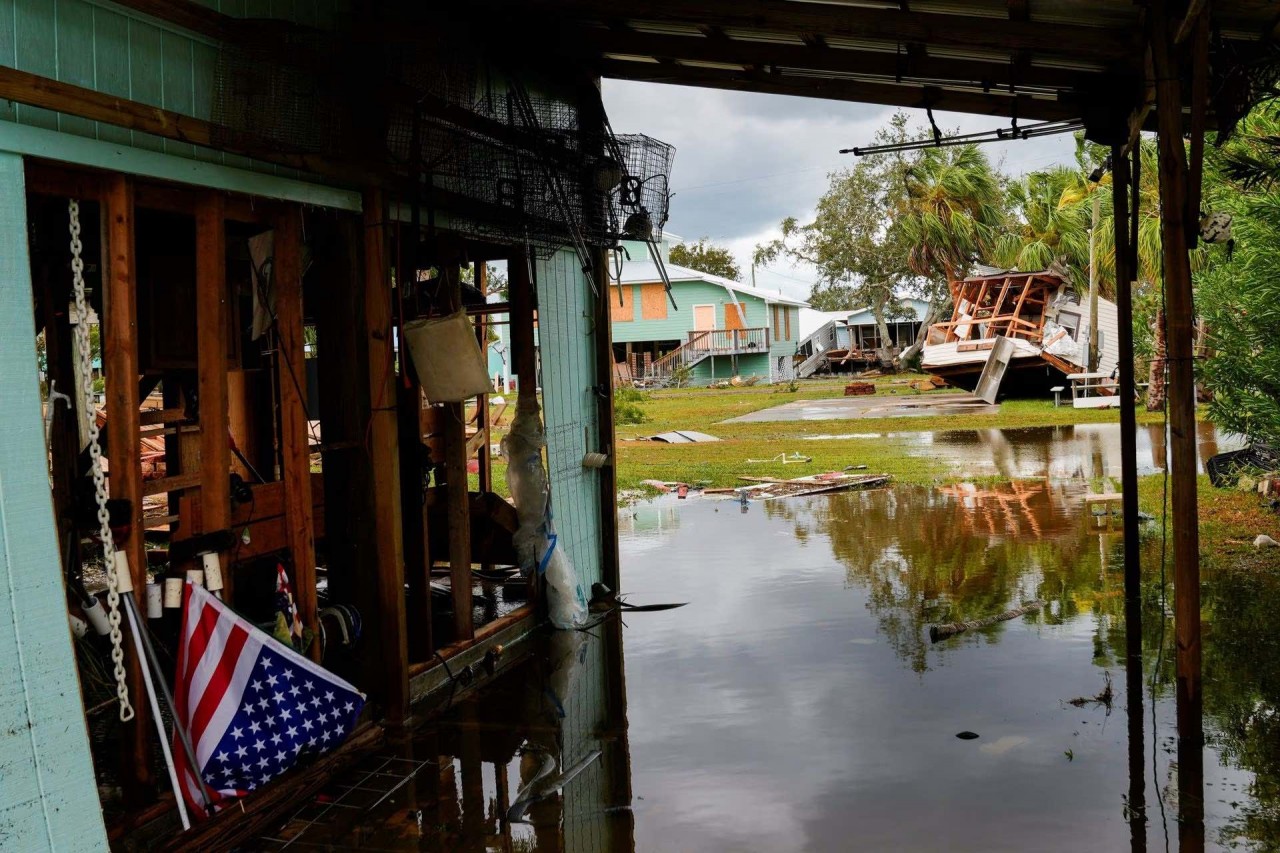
[0,153,108,851]
[611,281,770,342]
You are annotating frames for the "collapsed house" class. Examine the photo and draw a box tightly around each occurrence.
[921,270,1119,398]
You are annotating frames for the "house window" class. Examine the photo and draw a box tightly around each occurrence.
[640,283,668,320]
[772,305,782,341]
[611,285,634,322]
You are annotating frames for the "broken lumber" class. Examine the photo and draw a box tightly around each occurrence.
[929,599,1046,643]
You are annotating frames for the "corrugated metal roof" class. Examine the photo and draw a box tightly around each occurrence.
[611,257,810,307]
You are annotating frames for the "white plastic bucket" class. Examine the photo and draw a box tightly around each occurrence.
[402,311,493,403]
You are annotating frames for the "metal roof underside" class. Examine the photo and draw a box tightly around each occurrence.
[477,0,1280,138]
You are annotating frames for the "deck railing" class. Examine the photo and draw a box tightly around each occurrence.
[644,327,771,381]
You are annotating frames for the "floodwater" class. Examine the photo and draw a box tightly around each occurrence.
[260,425,1279,852]
[723,392,1000,423]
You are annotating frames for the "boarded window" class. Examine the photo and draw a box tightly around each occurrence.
[640,283,668,320]
[771,305,783,341]
[784,307,792,341]
[724,302,747,330]
[611,285,634,321]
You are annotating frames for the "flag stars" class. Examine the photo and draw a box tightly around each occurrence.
[267,674,279,688]
[271,732,283,746]
[262,657,273,669]
[253,739,266,753]
[282,670,294,680]
[304,680,314,692]
[302,719,314,732]
[216,750,230,763]
[343,701,354,714]
[310,696,322,709]
[235,745,248,759]
[251,678,264,692]
[257,697,270,711]
[249,720,261,735]
[242,702,255,716]
[285,726,298,739]
[289,684,301,698]
[258,756,270,769]
[230,727,244,741]
[324,691,335,703]
[320,730,332,743]
[275,750,287,763]
[273,692,285,705]
[279,707,292,722]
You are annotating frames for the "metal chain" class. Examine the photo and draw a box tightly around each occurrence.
[68,200,134,722]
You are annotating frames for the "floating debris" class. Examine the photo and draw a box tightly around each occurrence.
[956,731,980,740]
[929,599,1046,643]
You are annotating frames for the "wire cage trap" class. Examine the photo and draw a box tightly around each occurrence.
[611,134,675,245]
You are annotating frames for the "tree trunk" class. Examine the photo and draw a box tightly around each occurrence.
[871,299,894,370]
[898,302,938,366]
[1147,307,1167,411]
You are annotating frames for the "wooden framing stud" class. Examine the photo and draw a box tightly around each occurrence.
[196,191,232,596]
[103,173,155,800]
[363,189,410,722]
[272,207,319,661]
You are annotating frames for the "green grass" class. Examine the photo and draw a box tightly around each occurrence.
[609,376,1165,493]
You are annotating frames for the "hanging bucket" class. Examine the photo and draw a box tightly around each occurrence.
[402,311,493,403]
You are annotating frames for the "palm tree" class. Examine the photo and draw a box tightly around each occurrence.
[992,165,1092,286]
[892,143,1006,362]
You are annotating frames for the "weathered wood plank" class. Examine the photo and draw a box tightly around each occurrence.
[443,265,475,641]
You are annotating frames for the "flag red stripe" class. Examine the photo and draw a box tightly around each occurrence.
[188,622,250,748]
[182,601,224,708]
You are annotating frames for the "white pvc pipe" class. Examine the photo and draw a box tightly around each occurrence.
[122,595,191,831]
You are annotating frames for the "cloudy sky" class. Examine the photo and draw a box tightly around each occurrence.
[603,80,1079,301]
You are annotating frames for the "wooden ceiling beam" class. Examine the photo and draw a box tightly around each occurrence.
[481,0,1138,63]
[578,29,1093,94]
[595,59,1080,122]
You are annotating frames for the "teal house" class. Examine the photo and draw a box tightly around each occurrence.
[610,240,807,385]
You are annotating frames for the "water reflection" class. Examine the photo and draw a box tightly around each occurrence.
[258,621,634,851]
[907,421,1238,480]
[267,430,1280,851]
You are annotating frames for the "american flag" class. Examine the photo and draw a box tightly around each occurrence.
[173,581,365,815]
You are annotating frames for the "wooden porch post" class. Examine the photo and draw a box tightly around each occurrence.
[363,189,410,723]
[1150,2,1204,847]
[102,173,154,799]
[1112,141,1147,849]
[273,207,319,661]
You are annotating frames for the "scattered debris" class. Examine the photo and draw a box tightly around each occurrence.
[929,599,1046,643]
[1255,534,1279,549]
[745,452,812,464]
[732,472,890,500]
[1066,671,1114,713]
[1064,749,1074,762]
[844,381,876,396]
[956,731,980,740]
[647,430,721,444]
[729,375,760,387]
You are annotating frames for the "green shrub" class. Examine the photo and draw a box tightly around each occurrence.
[615,400,649,424]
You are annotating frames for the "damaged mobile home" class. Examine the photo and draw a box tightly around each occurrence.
[0,0,1274,848]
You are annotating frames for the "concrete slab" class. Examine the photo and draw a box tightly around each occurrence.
[721,392,1000,423]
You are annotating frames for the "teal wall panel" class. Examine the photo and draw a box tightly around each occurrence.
[0,152,108,852]
[0,0,348,178]
[536,249,604,590]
